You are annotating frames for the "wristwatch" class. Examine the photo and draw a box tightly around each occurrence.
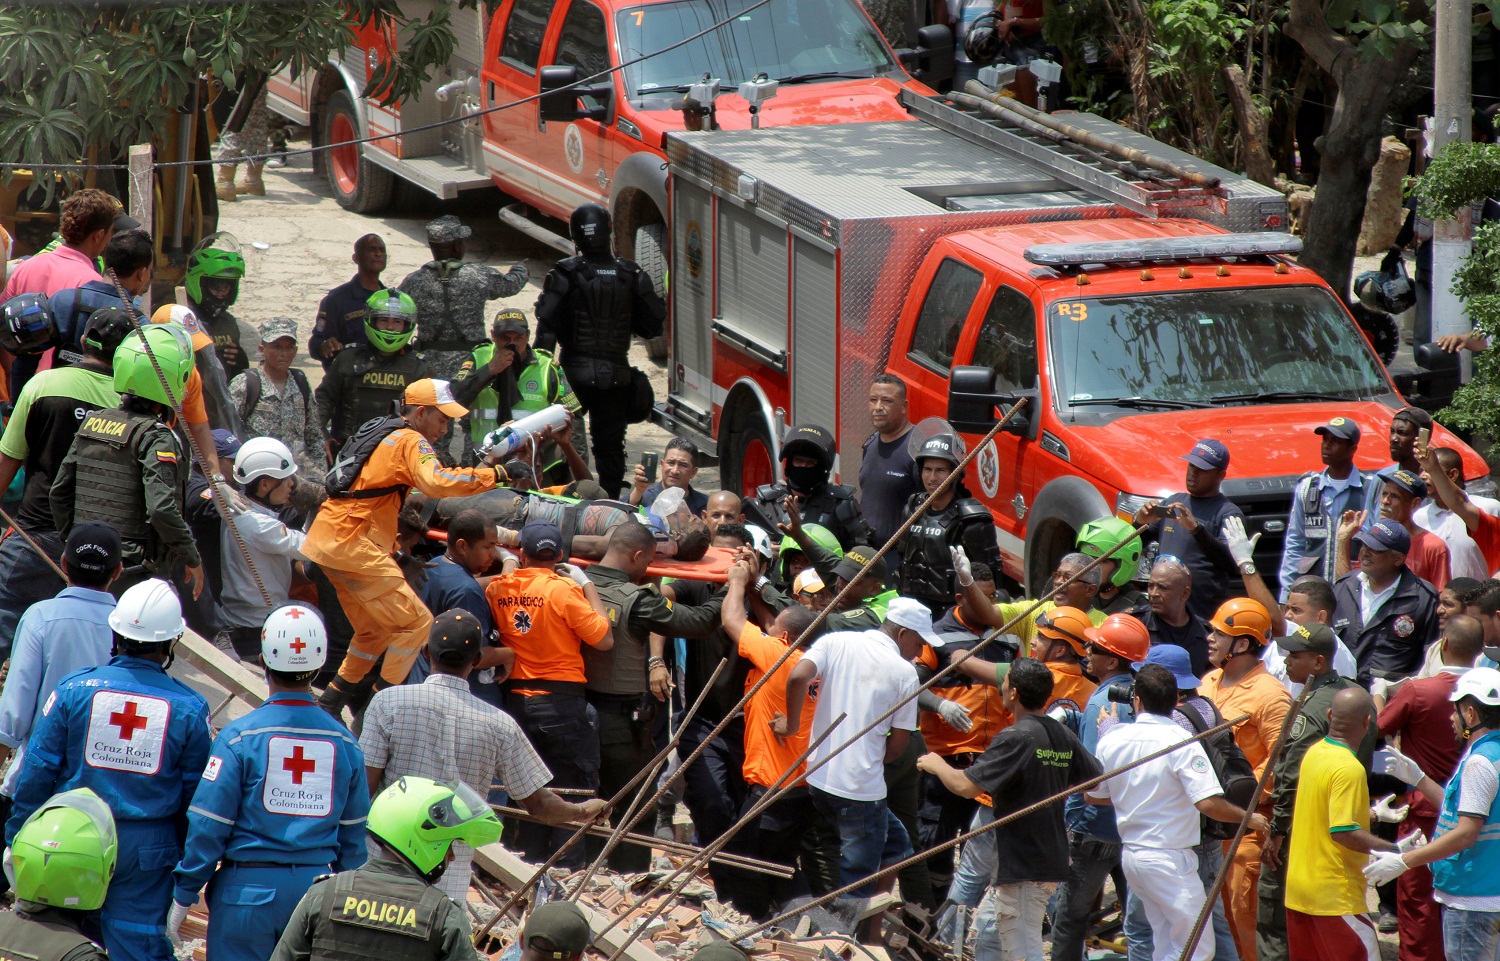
[1239,560,1257,576]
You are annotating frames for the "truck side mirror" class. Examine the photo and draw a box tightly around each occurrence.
[948,365,1035,437]
[539,65,612,123]
[895,24,955,87]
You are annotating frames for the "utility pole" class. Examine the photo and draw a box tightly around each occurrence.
[1431,0,1473,380]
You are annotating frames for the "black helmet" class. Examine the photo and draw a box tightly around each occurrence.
[963,12,1002,64]
[916,433,964,468]
[82,306,139,360]
[570,203,613,258]
[781,423,836,472]
[0,294,59,356]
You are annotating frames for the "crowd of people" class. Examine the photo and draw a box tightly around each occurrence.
[1,187,1500,961]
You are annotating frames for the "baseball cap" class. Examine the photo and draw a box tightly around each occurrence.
[524,902,591,958]
[426,214,472,244]
[1136,644,1200,688]
[65,521,121,576]
[1314,416,1360,443]
[404,378,468,418]
[1181,438,1230,471]
[692,944,749,961]
[1275,622,1337,658]
[113,213,142,233]
[886,597,944,648]
[212,429,243,460]
[519,522,563,560]
[1380,467,1427,499]
[1393,406,1434,432]
[258,317,298,344]
[1353,517,1411,555]
[150,303,214,352]
[428,609,484,665]
[792,569,826,595]
[492,309,530,335]
[832,545,888,584]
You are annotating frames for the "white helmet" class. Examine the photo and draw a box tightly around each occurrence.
[233,437,297,487]
[261,604,327,672]
[1451,667,1500,707]
[107,578,185,644]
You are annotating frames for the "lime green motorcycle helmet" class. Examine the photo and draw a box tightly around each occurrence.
[184,232,246,304]
[367,777,501,879]
[114,325,192,406]
[1076,516,1143,587]
[10,788,117,911]
[365,289,417,353]
[778,523,843,580]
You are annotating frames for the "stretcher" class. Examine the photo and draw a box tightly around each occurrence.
[424,531,735,582]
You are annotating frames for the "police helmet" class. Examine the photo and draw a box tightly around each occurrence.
[367,777,502,880]
[10,789,116,911]
[570,203,613,258]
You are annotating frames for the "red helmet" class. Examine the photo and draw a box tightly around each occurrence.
[1210,598,1272,644]
[1036,606,1094,658]
[1085,613,1150,663]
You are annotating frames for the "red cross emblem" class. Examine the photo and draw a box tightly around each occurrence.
[109,702,148,740]
[289,637,307,654]
[286,608,304,619]
[283,746,317,785]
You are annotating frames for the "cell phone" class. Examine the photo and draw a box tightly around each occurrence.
[641,451,658,483]
[1148,503,1173,519]
[1418,427,1431,449]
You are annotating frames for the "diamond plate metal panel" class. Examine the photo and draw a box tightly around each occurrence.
[791,238,837,428]
[451,1,488,71]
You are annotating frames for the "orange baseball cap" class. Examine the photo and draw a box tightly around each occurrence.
[404,378,467,418]
[150,304,214,352]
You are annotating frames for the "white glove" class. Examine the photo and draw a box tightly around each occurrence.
[1223,515,1260,568]
[1398,829,1429,854]
[1370,677,1393,699]
[555,562,590,587]
[211,478,254,517]
[936,699,974,733]
[1363,851,1410,885]
[167,900,193,948]
[2,847,12,888]
[1381,745,1427,786]
[1371,794,1410,824]
[951,546,974,588]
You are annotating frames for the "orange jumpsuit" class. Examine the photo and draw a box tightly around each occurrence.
[303,427,501,686]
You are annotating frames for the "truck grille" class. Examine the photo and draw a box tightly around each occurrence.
[1222,478,1298,584]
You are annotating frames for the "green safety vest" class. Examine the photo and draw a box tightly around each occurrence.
[466,345,566,443]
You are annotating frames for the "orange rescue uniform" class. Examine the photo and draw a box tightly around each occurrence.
[738,623,817,788]
[486,566,611,693]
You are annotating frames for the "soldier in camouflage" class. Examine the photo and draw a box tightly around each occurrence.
[398,215,529,460]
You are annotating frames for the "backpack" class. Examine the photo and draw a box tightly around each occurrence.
[1178,695,1259,840]
[325,415,408,499]
[239,368,312,424]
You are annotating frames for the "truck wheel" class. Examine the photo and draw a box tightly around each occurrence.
[321,90,393,214]
[722,415,777,498]
[635,223,669,361]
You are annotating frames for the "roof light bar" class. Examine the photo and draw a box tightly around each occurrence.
[1023,232,1303,268]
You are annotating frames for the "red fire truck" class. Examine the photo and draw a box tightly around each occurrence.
[653,89,1492,593]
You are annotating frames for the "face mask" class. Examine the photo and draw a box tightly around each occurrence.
[784,463,826,492]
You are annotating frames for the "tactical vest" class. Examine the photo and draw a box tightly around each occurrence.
[1291,471,1365,580]
[755,483,863,550]
[1431,730,1500,898]
[466,345,563,443]
[70,408,168,545]
[0,908,102,961]
[584,579,649,696]
[896,497,991,609]
[561,257,636,364]
[309,868,453,961]
[334,347,427,440]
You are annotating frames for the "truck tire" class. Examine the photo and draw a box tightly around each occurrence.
[722,414,777,497]
[321,90,393,214]
[635,223,669,361]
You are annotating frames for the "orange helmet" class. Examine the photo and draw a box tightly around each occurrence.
[1085,613,1150,663]
[1036,606,1094,658]
[1210,597,1272,644]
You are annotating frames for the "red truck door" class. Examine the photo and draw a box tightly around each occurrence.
[887,253,1042,580]
[537,0,614,211]
[481,0,554,201]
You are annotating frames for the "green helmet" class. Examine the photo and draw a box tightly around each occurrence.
[1076,516,1143,587]
[184,232,246,303]
[778,523,843,579]
[367,777,501,877]
[11,788,117,911]
[114,325,192,406]
[364,289,417,353]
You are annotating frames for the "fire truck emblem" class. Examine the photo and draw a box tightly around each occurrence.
[685,221,703,277]
[564,124,585,175]
[977,440,1000,498]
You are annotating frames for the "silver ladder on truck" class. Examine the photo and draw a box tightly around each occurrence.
[901,86,1256,223]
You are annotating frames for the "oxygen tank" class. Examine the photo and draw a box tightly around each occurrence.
[478,404,571,460]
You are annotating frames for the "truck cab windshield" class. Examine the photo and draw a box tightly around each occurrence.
[618,0,900,105]
[1049,285,1390,411]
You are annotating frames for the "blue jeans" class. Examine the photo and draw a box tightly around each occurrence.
[0,529,64,661]
[950,805,998,908]
[1124,840,1237,961]
[207,862,327,961]
[809,787,912,897]
[1443,906,1500,961]
[1050,833,1123,961]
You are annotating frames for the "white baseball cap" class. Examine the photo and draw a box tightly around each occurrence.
[885,597,943,648]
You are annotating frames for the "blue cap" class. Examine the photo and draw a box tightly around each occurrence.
[519,521,563,559]
[1315,417,1361,443]
[1354,517,1411,555]
[1182,438,1229,471]
[212,429,242,459]
[1380,467,1427,499]
[1134,643,1201,688]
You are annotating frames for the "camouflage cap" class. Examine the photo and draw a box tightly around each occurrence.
[426,214,472,244]
[258,317,298,343]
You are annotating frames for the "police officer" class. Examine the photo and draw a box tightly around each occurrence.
[1279,417,1368,601]
[583,521,723,871]
[269,776,501,961]
[820,546,899,632]
[5,579,211,961]
[184,232,250,380]
[169,605,370,961]
[747,424,872,551]
[516,902,591,961]
[50,324,203,597]
[534,203,665,497]
[452,308,587,477]
[894,434,1000,614]
[315,289,430,459]
[0,789,116,961]
[1075,517,1146,614]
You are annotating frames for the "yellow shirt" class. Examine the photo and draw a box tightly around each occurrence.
[992,599,1106,649]
[1285,738,1371,917]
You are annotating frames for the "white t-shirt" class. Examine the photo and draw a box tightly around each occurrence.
[1087,713,1223,850]
[1415,501,1495,580]
[800,629,919,802]
[1434,750,1500,911]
